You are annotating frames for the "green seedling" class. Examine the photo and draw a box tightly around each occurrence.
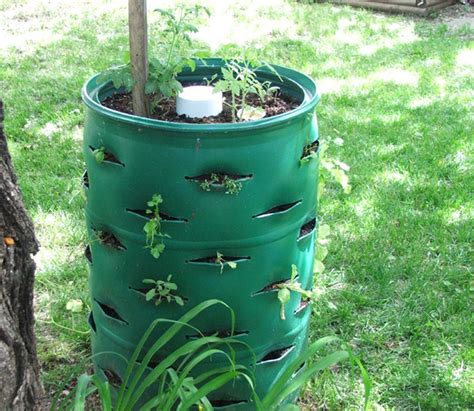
[142,275,184,306]
[216,252,237,274]
[211,60,279,122]
[97,5,209,115]
[199,173,243,195]
[143,194,169,259]
[93,146,106,163]
[277,265,315,320]
[146,5,210,110]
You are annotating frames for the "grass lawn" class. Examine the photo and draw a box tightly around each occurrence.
[1,0,473,408]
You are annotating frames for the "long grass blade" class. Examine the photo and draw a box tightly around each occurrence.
[91,375,112,411]
[119,299,232,409]
[124,299,235,410]
[161,347,235,410]
[73,374,94,411]
[263,350,349,409]
[260,336,341,407]
[177,370,240,411]
[129,335,235,408]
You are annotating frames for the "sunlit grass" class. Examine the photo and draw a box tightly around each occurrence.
[0,0,472,407]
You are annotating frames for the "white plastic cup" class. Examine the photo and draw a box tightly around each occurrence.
[176,86,223,118]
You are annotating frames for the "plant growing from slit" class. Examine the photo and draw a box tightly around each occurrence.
[92,146,106,163]
[142,275,184,306]
[277,264,315,320]
[216,251,237,274]
[210,60,279,122]
[143,194,169,259]
[199,173,243,195]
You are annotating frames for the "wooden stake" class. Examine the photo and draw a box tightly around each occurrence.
[128,0,149,117]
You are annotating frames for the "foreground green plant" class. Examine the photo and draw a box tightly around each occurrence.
[255,336,371,411]
[211,60,279,122]
[199,173,243,195]
[143,194,169,259]
[143,275,185,306]
[97,4,209,114]
[52,300,370,410]
[52,300,254,411]
[277,264,315,320]
[92,146,106,163]
[146,5,210,110]
[216,251,238,274]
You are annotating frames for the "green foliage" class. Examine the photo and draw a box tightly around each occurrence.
[52,300,254,411]
[277,265,315,320]
[3,1,472,408]
[146,5,209,108]
[199,173,243,195]
[212,60,279,122]
[53,301,370,411]
[97,5,209,113]
[142,275,184,306]
[216,252,238,274]
[96,57,135,93]
[143,194,169,259]
[255,336,371,410]
[92,146,105,163]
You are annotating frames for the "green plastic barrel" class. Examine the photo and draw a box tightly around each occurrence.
[82,59,320,409]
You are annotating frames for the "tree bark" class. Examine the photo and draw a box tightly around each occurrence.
[129,0,149,117]
[0,100,43,409]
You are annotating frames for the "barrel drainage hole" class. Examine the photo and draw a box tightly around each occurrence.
[253,200,302,218]
[95,299,128,324]
[87,311,96,333]
[82,171,89,189]
[294,299,311,315]
[95,229,126,250]
[257,345,295,364]
[186,330,249,340]
[253,276,296,295]
[298,217,316,240]
[301,140,320,161]
[101,368,122,387]
[84,245,92,264]
[185,173,252,194]
[126,208,188,223]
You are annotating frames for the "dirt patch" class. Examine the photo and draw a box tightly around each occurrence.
[102,90,300,124]
[431,3,473,31]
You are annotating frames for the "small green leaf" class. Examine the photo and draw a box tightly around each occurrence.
[175,296,184,306]
[291,264,298,281]
[66,299,83,313]
[278,288,291,305]
[151,243,165,259]
[93,149,105,163]
[145,289,156,301]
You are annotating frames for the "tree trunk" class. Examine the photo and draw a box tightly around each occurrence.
[0,100,43,409]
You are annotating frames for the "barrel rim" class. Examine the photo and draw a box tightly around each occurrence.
[81,58,319,133]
